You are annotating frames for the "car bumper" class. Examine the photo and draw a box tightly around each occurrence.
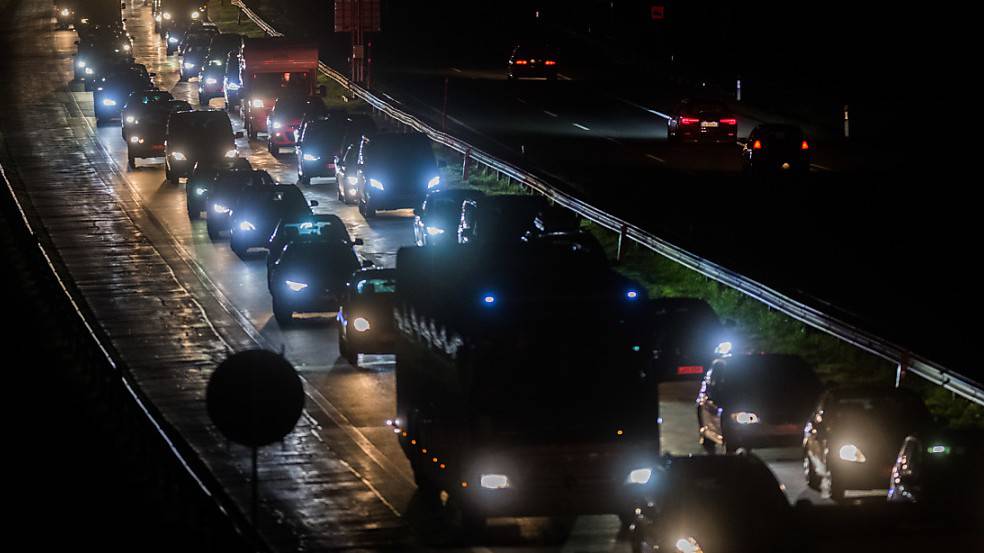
[725,421,804,449]
[128,140,166,157]
[276,291,342,313]
[366,193,425,211]
[676,126,737,143]
[299,159,336,178]
[509,65,558,79]
[344,327,396,354]
[268,131,296,147]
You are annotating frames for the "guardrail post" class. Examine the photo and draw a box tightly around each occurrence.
[843,104,850,139]
[237,8,242,25]
[895,351,909,387]
[462,148,472,181]
[616,224,628,264]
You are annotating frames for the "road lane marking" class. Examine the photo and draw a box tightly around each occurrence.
[450,67,462,73]
[573,122,591,131]
[617,97,672,120]
[646,154,666,164]
[543,110,558,118]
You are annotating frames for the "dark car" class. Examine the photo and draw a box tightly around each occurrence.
[267,95,327,155]
[697,354,822,453]
[337,269,397,365]
[93,64,153,124]
[803,386,933,502]
[667,98,737,144]
[158,0,206,41]
[127,99,192,169]
[630,455,794,553]
[178,28,218,79]
[197,34,243,104]
[457,194,550,245]
[356,133,441,217]
[229,184,317,257]
[506,43,559,80]
[266,214,358,276]
[122,88,173,140]
[164,109,241,183]
[293,110,348,185]
[205,169,276,239]
[413,188,486,246]
[740,124,811,174]
[888,429,983,523]
[268,240,363,325]
[185,157,252,219]
[643,297,735,382]
[76,41,132,89]
[222,50,242,110]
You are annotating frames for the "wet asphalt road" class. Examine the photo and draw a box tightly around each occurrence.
[5,2,974,552]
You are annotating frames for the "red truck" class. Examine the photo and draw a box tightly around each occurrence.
[239,38,323,140]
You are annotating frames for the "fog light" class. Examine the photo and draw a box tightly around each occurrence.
[353,317,371,332]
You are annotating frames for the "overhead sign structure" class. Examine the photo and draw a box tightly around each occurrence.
[335,0,381,33]
[651,5,665,21]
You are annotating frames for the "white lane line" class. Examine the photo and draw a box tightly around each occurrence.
[543,110,558,118]
[573,122,591,131]
[558,73,573,81]
[646,153,666,164]
[617,97,672,120]
[810,163,833,172]
[450,67,462,73]
[515,97,528,105]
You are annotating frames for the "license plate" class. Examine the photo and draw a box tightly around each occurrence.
[677,365,704,375]
[701,121,719,128]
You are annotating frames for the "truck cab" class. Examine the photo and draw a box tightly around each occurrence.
[239,38,321,140]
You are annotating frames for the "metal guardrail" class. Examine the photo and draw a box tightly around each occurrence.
[230,2,984,407]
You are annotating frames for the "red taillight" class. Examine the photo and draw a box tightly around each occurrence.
[752,139,762,150]
[677,365,705,375]
[544,60,556,66]
[801,140,810,150]
[720,118,737,125]
[514,59,528,65]
[680,117,699,125]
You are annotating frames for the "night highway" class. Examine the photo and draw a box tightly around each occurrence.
[1,1,980,552]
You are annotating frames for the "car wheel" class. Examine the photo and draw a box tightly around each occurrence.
[360,199,376,218]
[298,175,310,186]
[826,473,845,502]
[267,142,276,155]
[187,200,200,220]
[206,220,220,241]
[700,435,716,455]
[127,153,136,170]
[446,492,486,545]
[198,92,205,106]
[804,453,821,490]
[248,124,257,140]
[231,238,247,258]
[272,299,293,327]
[164,165,175,184]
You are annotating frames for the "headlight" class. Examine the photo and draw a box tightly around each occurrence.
[302,153,320,161]
[426,226,445,236]
[168,37,179,44]
[122,44,131,52]
[155,15,161,23]
[224,149,237,158]
[190,11,200,19]
[427,175,441,189]
[129,136,140,144]
[715,341,734,357]
[205,77,217,85]
[272,121,283,129]
[479,474,509,489]
[285,280,308,292]
[675,537,704,553]
[345,175,359,186]
[194,187,206,196]
[927,444,950,455]
[163,12,172,20]
[731,411,760,424]
[60,8,69,16]
[125,115,134,124]
[353,317,371,332]
[347,188,358,196]
[211,59,223,66]
[212,203,230,214]
[101,98,117,106]
[369,178,384,190]
[183,62,195,70]
[171,151,187,161]
[84,67,94,75]
[77,60,86,68]
[226,82,240,90]
[838,444,867,463]
[238,221,256,231]
[626,468,653,485]
[625,289,639,300]
[251,98,264,108]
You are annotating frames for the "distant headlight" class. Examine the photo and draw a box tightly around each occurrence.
[480,474,510,489]
[122,44,131,52]
[155,15,161,23]
[731,411,760,425]
[625,468,653,485]
[345,175,359,186]
[224,149,237,158]
[163,12,172,20]
[251,98,264,108]
[212,203,230,214]
[839,444,867,463]
[60,8,70,16]
[183,62,195,70]
[425,226,445,236]
[125,115,134,124]
[302,153,320,162]
[715,341,734,357]
[84,67,94,75]
[194,187,206,196]
[226,82,240,90]
[427,175,441,189]
[101,98,117,106]
[171,151,187,160]
[353,317,371,332]
[285,280,308,292]
[205,77,217,85]
[129,136,140,144]
[168,37,178,44]
[272,121,283,129]
[238,221,255,231]
[190,10,200,19]
[77,60,86,68]
[369,178,384,190]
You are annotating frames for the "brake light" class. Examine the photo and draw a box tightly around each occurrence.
[720,118,737,125]
[677,365,705,375]
[680,117,699,125]
[752,139,762,150]
[544,60,557,66]
[801,140,810,150]
[514,59,528,65]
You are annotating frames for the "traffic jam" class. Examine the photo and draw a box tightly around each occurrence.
[48,0,982,551]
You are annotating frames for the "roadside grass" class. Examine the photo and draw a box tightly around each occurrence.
[433,150,982,428]
[208,0,267,38]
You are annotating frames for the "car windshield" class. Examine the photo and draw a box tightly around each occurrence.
[251,72,312,97]
[273,98,307,120]
[721,357,819,400]
[170,113,232,141]
[368,137,435,169]
[835,395,929,425]
[356,277,396,295]
[284,243,359,273]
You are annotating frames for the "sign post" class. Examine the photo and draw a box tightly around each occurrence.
[335,0,381,85]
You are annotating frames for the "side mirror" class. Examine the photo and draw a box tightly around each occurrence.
[309,200,319,207]
[437,160,448,168]
[352,238,364,246]
[413,207,422,217]
[318,84,327,97]
[361,259,375,268]
[234,130,244,139]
